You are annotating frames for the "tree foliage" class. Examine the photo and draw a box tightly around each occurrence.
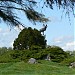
[11,45,69,62]
[13,27,46,50]
[0,0,49,27]
[33,46,69,62]
[0,0,74,27]
[48,46,69,62]
[0,47,12,55]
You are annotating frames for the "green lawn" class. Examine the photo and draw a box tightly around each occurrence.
[0,60,75,75]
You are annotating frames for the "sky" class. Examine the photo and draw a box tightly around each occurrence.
[0,3,75,51]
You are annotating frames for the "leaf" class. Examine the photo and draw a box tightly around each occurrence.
[25,9,49,23]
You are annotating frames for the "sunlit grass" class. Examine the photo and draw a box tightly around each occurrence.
[0,60,75,75]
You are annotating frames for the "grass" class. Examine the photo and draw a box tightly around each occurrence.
[0,60,75,75]
[0,50,75,75]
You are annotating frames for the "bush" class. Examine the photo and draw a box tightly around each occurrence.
[0,50,20,63]
[30,45,42,50]
[61,57,75,66]
[46,46,69,62]
[11,46,69,63]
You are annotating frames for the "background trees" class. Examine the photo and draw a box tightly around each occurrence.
[13,27,46,50]
[0,47,12,55]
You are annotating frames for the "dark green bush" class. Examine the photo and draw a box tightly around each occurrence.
[61,57,75,66]
[0,50,21,63]
[30,45,42,50]
[0,45,69,63]
[11,46,69,63]
[48,46,69,62]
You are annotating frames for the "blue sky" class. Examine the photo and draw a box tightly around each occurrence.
[0,5,74,51]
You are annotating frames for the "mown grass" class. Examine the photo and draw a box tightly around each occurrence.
[0,60,75,75]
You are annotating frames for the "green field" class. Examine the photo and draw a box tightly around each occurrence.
[0,60,75,75]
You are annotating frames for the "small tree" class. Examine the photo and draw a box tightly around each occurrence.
[13,27,46,50]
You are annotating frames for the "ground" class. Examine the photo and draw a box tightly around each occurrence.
[0,60,75,75]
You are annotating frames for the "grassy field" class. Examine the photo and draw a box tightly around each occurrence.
[0,60,75,75]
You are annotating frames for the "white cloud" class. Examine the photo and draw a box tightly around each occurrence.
[53,35,74,43]
[0,28,2,32]
[10,41,14,48]
[0,43,3,47]
[66,42,75,46]
[53,37,63,43]
[62,41,75,51]
[0,28,19,48]
[52,35,74,51]
[14,24,24,31]
[48,16,61,23]
[0,28,10,36]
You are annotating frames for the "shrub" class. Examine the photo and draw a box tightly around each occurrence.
[30,45,42,50]
[0,50,20,63]
[10,46,69,63]
[61,57,75,66]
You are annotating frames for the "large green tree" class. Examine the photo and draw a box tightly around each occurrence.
[13,27,46,50]
[0,0,74,27]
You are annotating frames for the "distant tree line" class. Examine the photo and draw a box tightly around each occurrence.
[0,47,12,55]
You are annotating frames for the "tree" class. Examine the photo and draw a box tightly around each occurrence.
[13,27,46,50]
[0,0,49,27]
[0,0,74,27]
[0,47,8,55]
